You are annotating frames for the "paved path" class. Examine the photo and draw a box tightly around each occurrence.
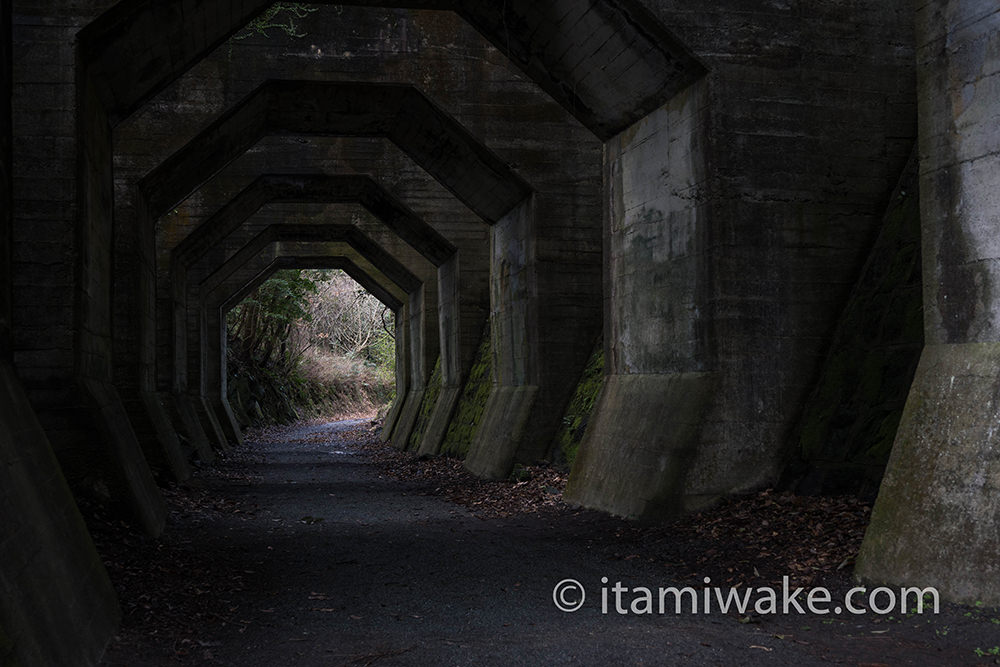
[102,421,974,666]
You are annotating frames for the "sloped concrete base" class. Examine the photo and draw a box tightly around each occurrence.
[381,390,406,443]
[0,363,120,667]
[390,388,425,450]
[464,385,538,479]
[856,343,1000,605]
[140,390,191,481]
[564,373,716,521]
[170,393,215,464]
[193,394,229,452]
[211,394,243,447]
[416,385,462,456]
[81,378,166,536]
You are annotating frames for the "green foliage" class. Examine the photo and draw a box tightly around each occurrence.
[227,269,323,377]
[552,337,604,467]
[233,3,318,41]
[226,269,395,427]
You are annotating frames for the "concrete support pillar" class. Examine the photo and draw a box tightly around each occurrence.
[1,7,119,662]
[565,82,717,519]
[856,0,1000,604]
[464,199,541,478]
[11,1,164,536]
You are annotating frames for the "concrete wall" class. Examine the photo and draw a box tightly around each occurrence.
[857,0,1000,605]
[12,0,165,534]
[107,7,602,478]
[568,0,917,519]
[1,4,119,663]
[787,151,923,497]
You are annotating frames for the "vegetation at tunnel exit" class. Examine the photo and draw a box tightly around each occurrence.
[226,269,395,426]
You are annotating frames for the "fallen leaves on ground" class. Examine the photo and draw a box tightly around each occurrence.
[347,422,872,589]
[90,417,875,664]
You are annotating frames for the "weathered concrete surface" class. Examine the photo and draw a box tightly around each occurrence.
[857,343,1000,604]
[1,7,119,662]
[568,0,916,517]
[566,373,716,519]
[81,0,702,139]
[565,80,713,513]
[787,151,923,497]
[382,308,411,443]
[110,6,601,477]
[464,386,538,478]
[0,364,120,667]
[11,0,169,535]
[0,0,9,359]
[857,0,1000,604]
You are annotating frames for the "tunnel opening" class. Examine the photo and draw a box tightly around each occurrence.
[224,268,397,428]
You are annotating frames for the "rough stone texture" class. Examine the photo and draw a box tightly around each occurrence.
[788,151,923,497]
[856,0,1000,605]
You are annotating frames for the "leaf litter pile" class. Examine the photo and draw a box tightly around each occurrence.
[90,418,876,662]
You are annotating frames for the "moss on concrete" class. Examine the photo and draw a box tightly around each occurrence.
[551,337,604,467]
[787,154,923,497]
[441,326,492,458]
[407,356,442,451]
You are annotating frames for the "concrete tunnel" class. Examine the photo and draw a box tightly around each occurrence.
[2,0,1000,664]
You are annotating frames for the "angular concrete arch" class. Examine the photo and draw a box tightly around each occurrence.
[108,79,530,488]
[131,80,544,473]
[169,175,476,454]
[214,254,412,445]
[79,0,705,139]
[133,81,533,406]
[169,174,452,388]
[204,247,412,448]
[139,80,531,224]
[191,224,423,448]
[187,215,432,446]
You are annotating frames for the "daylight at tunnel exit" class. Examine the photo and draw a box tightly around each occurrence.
[2,1,1000,665]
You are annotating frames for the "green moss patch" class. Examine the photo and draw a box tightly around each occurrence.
[407,356,442,451]
[441,326,492,458]
[552,337,604,467]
